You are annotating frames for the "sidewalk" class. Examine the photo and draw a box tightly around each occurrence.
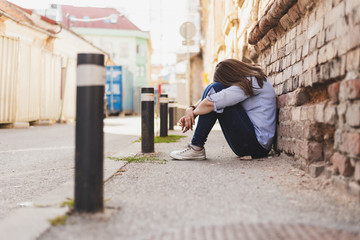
[4,125,360,239]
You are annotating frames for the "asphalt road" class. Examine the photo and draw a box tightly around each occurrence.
[0,117,141,220]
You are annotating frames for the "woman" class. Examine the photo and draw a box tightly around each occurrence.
[170,58,276,160]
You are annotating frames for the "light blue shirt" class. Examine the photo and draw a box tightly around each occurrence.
[207,77,277,150]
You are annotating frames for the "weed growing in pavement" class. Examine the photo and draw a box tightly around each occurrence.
[107,154,167,164]
[133,135,186,143]
[49,214,67,226]
[60,198,74,208]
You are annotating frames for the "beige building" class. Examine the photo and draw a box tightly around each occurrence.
[0,0,110,125]
[199,0,360,197]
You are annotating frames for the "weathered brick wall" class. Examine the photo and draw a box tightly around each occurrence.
[250,0,360,193]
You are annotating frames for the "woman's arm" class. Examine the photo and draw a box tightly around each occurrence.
[178,99,201,133]
[193,98,214,116]
[179,98,214,133]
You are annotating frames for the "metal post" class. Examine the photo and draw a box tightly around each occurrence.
[160,94,168,137]
[141,88,154,153]
[169,100,175,130]
[75,53,105,213]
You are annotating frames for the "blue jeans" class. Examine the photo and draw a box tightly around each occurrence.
[191,82,269,158]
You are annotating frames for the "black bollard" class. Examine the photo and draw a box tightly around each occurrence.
[160,94,168,137]
[75,53,105,213]
[168,100,175,130]
[141,88,154,153]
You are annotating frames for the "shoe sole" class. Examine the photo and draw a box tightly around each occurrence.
[169,152,207,160]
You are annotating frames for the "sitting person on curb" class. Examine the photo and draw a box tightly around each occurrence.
[170,58,277,160]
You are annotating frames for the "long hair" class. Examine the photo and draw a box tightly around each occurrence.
[213,59,267,96]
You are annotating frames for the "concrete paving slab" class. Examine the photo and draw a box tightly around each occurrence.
[0,207,67,240]
[38,128,360,240]
[0,157,127,239]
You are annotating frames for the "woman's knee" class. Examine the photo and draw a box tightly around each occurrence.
[202,82,227,99]
[210,82,227,93]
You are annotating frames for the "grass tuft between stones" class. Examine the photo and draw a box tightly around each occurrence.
[108,154,167,164]
[60,198,74,208]
[49,215,67,226]
[133,135,186,144]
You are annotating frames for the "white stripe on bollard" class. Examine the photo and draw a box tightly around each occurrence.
[159,97,169,103]
[141,93,154,101]
[76,64,105,86]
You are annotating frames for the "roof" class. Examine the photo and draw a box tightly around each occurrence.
[0,1,110,56]
[0,0,60,35]
[0,0,33,25]
[61,5,141,31]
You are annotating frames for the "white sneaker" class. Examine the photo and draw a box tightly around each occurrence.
[170,144,206,160]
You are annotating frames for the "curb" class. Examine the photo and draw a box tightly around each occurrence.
[0,158,127,240]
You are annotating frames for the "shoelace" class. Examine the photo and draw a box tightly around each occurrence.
[179,145,193,153]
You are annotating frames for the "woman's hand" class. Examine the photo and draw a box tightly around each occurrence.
[178,108,195,133]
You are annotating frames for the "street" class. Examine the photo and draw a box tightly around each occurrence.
[0,117,141,220]
[40,122,360,240]
[0,116,359,239]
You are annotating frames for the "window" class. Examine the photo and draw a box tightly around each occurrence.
[118,43,129,58]
[136,44,146,56]
[69,15,76,22]
[136,65,145,77]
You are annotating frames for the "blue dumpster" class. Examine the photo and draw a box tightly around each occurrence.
[122,69,134,115]
[106,66,122,115]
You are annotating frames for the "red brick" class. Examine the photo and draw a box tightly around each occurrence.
[324,104,337,125]
[277,94,288,108]
[355,160,360,182]
[297,0,315,15]
[324,1,345,28]
[328,82,340,103]
[340,132,360,156]
[315,102,326,123]
[276,137,293,154]
[346,49,360,73]
[303,123,324,141]
[341,79,360,100]
[279,13,294,30]
[277,123,290,138]
[305,105,315,121]
[346,104,360,127]
[295,139,323,162]
[278,108,291,121]
[291,123,302,139]
[323,140,334,162]
[307,141,323,162]
[290,88,309,106]
[309,163,325,177]
[288,4,301,23]
[329,57,343,79]
[318,42,338,64]
[332,152,354,177]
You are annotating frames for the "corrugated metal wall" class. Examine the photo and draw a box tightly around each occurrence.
[60,58,77,122]
[40,51,61,120]
[0,35,18,123]
[0,36,63,124]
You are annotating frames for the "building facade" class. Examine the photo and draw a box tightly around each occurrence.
[199,0,360,197]
[0,0,110,124]
[59,5,151,88]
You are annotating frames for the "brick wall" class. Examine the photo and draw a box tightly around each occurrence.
[250,0,360,194]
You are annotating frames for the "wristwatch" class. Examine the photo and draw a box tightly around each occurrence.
[189,105,196,110]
